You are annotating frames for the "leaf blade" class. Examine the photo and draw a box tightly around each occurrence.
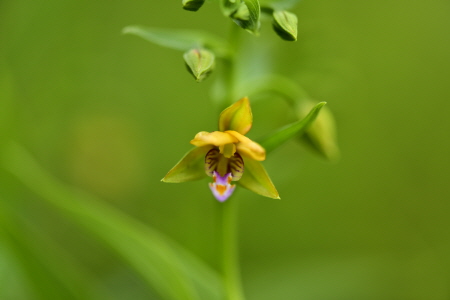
[259,102,326,153]
[122,26,230,58]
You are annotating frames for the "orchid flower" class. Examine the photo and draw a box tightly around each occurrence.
[162,97,279,201]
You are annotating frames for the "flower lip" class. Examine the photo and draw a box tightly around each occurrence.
[209,171,236,202]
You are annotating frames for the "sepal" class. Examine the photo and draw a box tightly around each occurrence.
[162,146,212,183]
[238,158,279,199]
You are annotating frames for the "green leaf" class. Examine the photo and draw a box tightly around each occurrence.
[182,0,206,11]
[162,146,211,183]
[259,102,326,153]
[2,142,224,300]
[184,48,215,82]
[220,0,242,17]
[231,0,261,35]
[122,26,230,58]
[238,158,279,199]
[259,0,300,10]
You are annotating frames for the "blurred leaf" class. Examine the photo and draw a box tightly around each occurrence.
[0,58,15,147]
[297,101,340,161]
[259,0,300,10]
[183,48,215,82]
[0,237,33,300]
[220,0,242,17]
[231,0,261,35]
[123,26,230,58]
[243,74,309,105]
[182,0,206,11]
[0,200,110,300]
[259,102,326,153]
[2,143,225,300]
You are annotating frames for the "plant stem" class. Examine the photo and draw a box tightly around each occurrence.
[219,23,246,300]
[222,23,242,107]
[220,199,245,300]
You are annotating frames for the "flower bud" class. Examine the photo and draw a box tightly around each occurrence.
[230,1,260,35]
[272,10,298,41]
[297,101,339,161]
[182,0,205,11]
[183,48,215,82]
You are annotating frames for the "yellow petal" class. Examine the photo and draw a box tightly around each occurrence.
[218,97,253,134]
[226,130,266,161]
[190,131,238,147]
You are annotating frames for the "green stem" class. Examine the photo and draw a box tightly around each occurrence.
[220,199,245,300]
[218,22,246,300]
[222,23,242,107]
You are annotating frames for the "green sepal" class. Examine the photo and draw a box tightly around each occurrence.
[272,10,298,41]
[122,26,230,58]
[298,101,340,161]
[162,146,212,183]
[182,0,206,11]
[259,102,326,153]
[231,0,261,35]
[183,48,215,82]
[238,158,280,199]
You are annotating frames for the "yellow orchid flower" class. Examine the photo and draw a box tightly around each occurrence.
[162,97,279,201]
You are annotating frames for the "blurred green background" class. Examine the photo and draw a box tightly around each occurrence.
[1,0,450,299]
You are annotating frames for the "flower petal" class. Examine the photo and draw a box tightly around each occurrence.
[218,97,253,134]
[238,158,280,199]
[162,146,212,183]
[226,131,266,161]
[190,131,238,147]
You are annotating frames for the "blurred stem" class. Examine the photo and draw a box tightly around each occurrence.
[222,23,242,107]
[245,74,310,106]
[220,198,245,300]
[219,23,246,300]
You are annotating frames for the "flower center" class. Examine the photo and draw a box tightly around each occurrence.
[205,148,244,181]
[219,143,236,158]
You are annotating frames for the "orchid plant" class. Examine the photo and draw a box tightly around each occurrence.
[123,1,339,299]
[163,97,279,201]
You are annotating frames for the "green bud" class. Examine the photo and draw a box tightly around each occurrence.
[272,10,298,41]
[231,1,261,35]
[182,0,205,11]
[232,2,250,21]
[183,48,215,82]
[297,101,340,161]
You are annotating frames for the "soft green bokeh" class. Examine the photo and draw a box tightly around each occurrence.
[1,0,450,299]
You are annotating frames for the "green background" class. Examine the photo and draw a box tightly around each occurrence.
[1,0,450,299]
